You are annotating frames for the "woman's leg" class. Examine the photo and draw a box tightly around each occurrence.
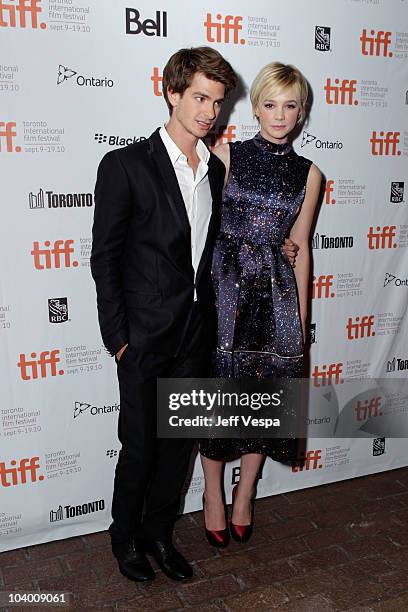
[232,453,264,524]
[200,455,226,530]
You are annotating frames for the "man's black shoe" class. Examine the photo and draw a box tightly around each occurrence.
[112,540,155,582]
[145,540,193,581]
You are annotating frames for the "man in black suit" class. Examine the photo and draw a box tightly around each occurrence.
[91,47,238,582]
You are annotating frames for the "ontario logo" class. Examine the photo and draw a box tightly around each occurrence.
[301,130,343,150]
[383,273,408,288]
[74,401,120,419]
[57,65,114,88]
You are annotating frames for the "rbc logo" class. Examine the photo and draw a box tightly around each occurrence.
[17,349,64,380]
[370,131,401,156]
[125,8,167,36]
[360,29,392,57]
[0,121,21,153]
[0,457,44,487]
[0,0,46,29]
[367,226,397,250]
[204,13,245,45]
[324,79,358,106]
[31,240,78,269]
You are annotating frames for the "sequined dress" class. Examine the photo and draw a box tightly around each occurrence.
[200,133,312,461]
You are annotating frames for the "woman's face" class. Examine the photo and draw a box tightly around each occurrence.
[255,85,300,144]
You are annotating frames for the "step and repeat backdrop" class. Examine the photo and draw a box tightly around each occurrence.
[1,0,408,551]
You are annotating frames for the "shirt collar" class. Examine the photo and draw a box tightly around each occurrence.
[159,126,210,167]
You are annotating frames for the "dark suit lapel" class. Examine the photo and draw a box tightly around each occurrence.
[196,154,222,284]
[148,129,191,248]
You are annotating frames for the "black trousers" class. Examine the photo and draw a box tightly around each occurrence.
[110,304,210,544]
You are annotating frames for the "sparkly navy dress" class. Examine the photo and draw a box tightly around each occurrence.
[200,133,312,461]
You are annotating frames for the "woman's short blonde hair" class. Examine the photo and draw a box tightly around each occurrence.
[250,62,308,122]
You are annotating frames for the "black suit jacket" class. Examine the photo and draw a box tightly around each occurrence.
[91,128,225,357]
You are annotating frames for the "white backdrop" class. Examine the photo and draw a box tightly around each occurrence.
[1,0,408,552]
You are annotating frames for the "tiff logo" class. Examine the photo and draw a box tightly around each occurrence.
[346,315,375,340]
[125,8,167,36]
[390,182,404,203]
[324,78,358,105]
[315,26,331,51]
[312,275,335,299]
[360,29,392,57]
[31,239,78,269]
[367,225,397,250]
[355,396,382,421]
[29,188,44,209]
[312,363,343,387]
[205,125,236,149]
[0,0,46,29]
[0,121,21,153]
[292,450,323,472]
[0,457,44,487]
[370,131,400,156]
[17,349,64,380]
[151,67,163,96]
[325,179,336,205]
[204,13,245,45]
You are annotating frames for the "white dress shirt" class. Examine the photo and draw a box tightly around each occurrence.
[159,126,212,300]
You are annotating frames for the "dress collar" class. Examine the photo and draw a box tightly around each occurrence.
[253,132,293,155]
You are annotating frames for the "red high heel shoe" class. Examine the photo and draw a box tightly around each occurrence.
[230,483,254,543]
[202,494,230,548]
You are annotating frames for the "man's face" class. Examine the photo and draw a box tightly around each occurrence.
[168,72,225,139]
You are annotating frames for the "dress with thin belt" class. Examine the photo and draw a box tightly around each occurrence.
[200,132,312,461]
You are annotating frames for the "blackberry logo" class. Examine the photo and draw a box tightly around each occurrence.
[373,437,385,456]
[106,449,118,458]
[315,26,331,51]
[310,323,316,344]
[390,182,404,203]
[48,297,68,324]
[94,133,146,146]
[57,65,77,85]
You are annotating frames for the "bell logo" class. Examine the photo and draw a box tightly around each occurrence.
[355,396,382,421]
[324,78,358,106]
[346,315,375,340]
[0,0,46,29]
[312,275,334,299]
[125,8,167,36]
[204,13,245,45]
[0,121,21,153]
[312,363,343,387]
[31,239,78,269]
[325,179,336,205]
[17,349,64,380]
[206,125,236,149]
[360,29,392,57]
[370,131,401,156]
[291,450,323,472]
[151,67,163,97]
[0,457,44,487]
[367,226,397,250]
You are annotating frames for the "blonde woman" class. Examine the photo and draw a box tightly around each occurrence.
[200,63,321,547]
